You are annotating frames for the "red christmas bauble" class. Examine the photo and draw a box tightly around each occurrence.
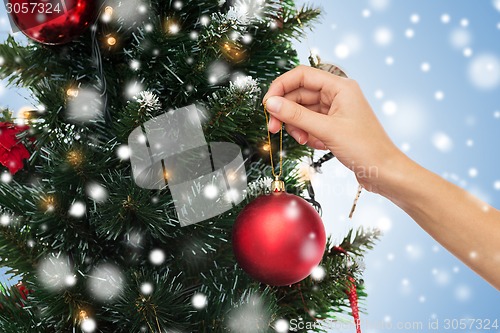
[233,191,326,286]
[8,0,96,45]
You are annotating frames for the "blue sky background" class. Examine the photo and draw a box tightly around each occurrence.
[1,1,500,332]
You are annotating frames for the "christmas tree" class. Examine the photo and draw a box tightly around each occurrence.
[0,1,378,332]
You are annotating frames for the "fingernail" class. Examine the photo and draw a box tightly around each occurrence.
[313,141,327,150]
[266,97,282,113]
[290,131,305,145]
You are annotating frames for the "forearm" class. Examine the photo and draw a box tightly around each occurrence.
[378,153,500,291]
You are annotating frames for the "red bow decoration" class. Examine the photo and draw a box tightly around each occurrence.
[0,122,31,174]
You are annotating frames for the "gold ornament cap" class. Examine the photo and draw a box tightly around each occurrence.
[271,177,285,193]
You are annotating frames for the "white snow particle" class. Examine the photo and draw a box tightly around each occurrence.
[375,89,384,99]
[387,253,395,261]
[401,278,410,286]
[463,48,473,58]
[374,27,393,46]
[377,217,392,232]
[173,1,183,9]
[385,56,394,65]
[38,254,73,291]
[466,139,474,147]
[494,110,500,118]
[126,81,143,98]
[130,60,141,71]
[0,172,12,183]
[117,145,131,160]
[86,183,109,203]
[410,14,420,24]
[200,15,210,26]
[69,201,86,218]
[441,14,451,24]
[67,88,104,124]
[450,28,471,49]
[421,62,431,72]
[433,132,453,152]
[310,266,326,281]
[149,249,166,265]
[65,275,77,287]
[468,168,478,178]
[203,184,219,199]
[405,28,415,39]
[362,9,371,18]
[190,30,199,40]
[81,318,97,332]
[242,33,252,44]
[434,91,444,101]
[382,100,398,116]
[401,142,411,152]
[468,54,500,90]
[87,264,124,301]
[274,319,289,332]
[192,293,208,309]
[460,18,469,27]
[455,285,471,301]
[140,282,154,295]
[335,44,350,59]
[494,0,500,11]
[419,295,426,303]
[369,0,390,11]
[494,181,500,190]
[0,214,11,226]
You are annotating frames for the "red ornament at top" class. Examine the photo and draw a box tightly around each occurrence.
[0,122,31,174]
[233,185,326,286]
[7,0,96,45]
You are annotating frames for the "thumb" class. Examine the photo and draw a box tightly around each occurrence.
[265,96,330,139]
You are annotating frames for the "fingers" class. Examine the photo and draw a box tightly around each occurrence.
[285,124,308,145]
[265,96,330,140]
[306,135,328,150]
[263,65,344,102]
[268,116,282,134]
[284,88,321,106]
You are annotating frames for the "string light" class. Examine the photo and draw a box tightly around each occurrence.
[102,6,113,22]
[41,195,56,212]
[164,18,181,35]
[66,87,79,98]
[262,143,271,152]
[79,310,88,321]
[220,40,246,63]
[106,36,117,46]
[67,150,84,167]
[104,6,113,16]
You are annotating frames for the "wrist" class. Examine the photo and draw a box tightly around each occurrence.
[361,147,416,198]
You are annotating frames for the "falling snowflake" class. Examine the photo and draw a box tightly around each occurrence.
[149,249,166,265]
[69,201,86,218]
[191,293,208,309]
[374,27,393,46]
[310,266,326,281]
[140,282,154,295]
[66,88,104,124]
[38,254,74,291]
[432,132,453,152]
[87,264,124,301]
[468,54,500,90]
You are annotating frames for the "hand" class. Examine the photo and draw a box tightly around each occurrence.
[263,65,404,192]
